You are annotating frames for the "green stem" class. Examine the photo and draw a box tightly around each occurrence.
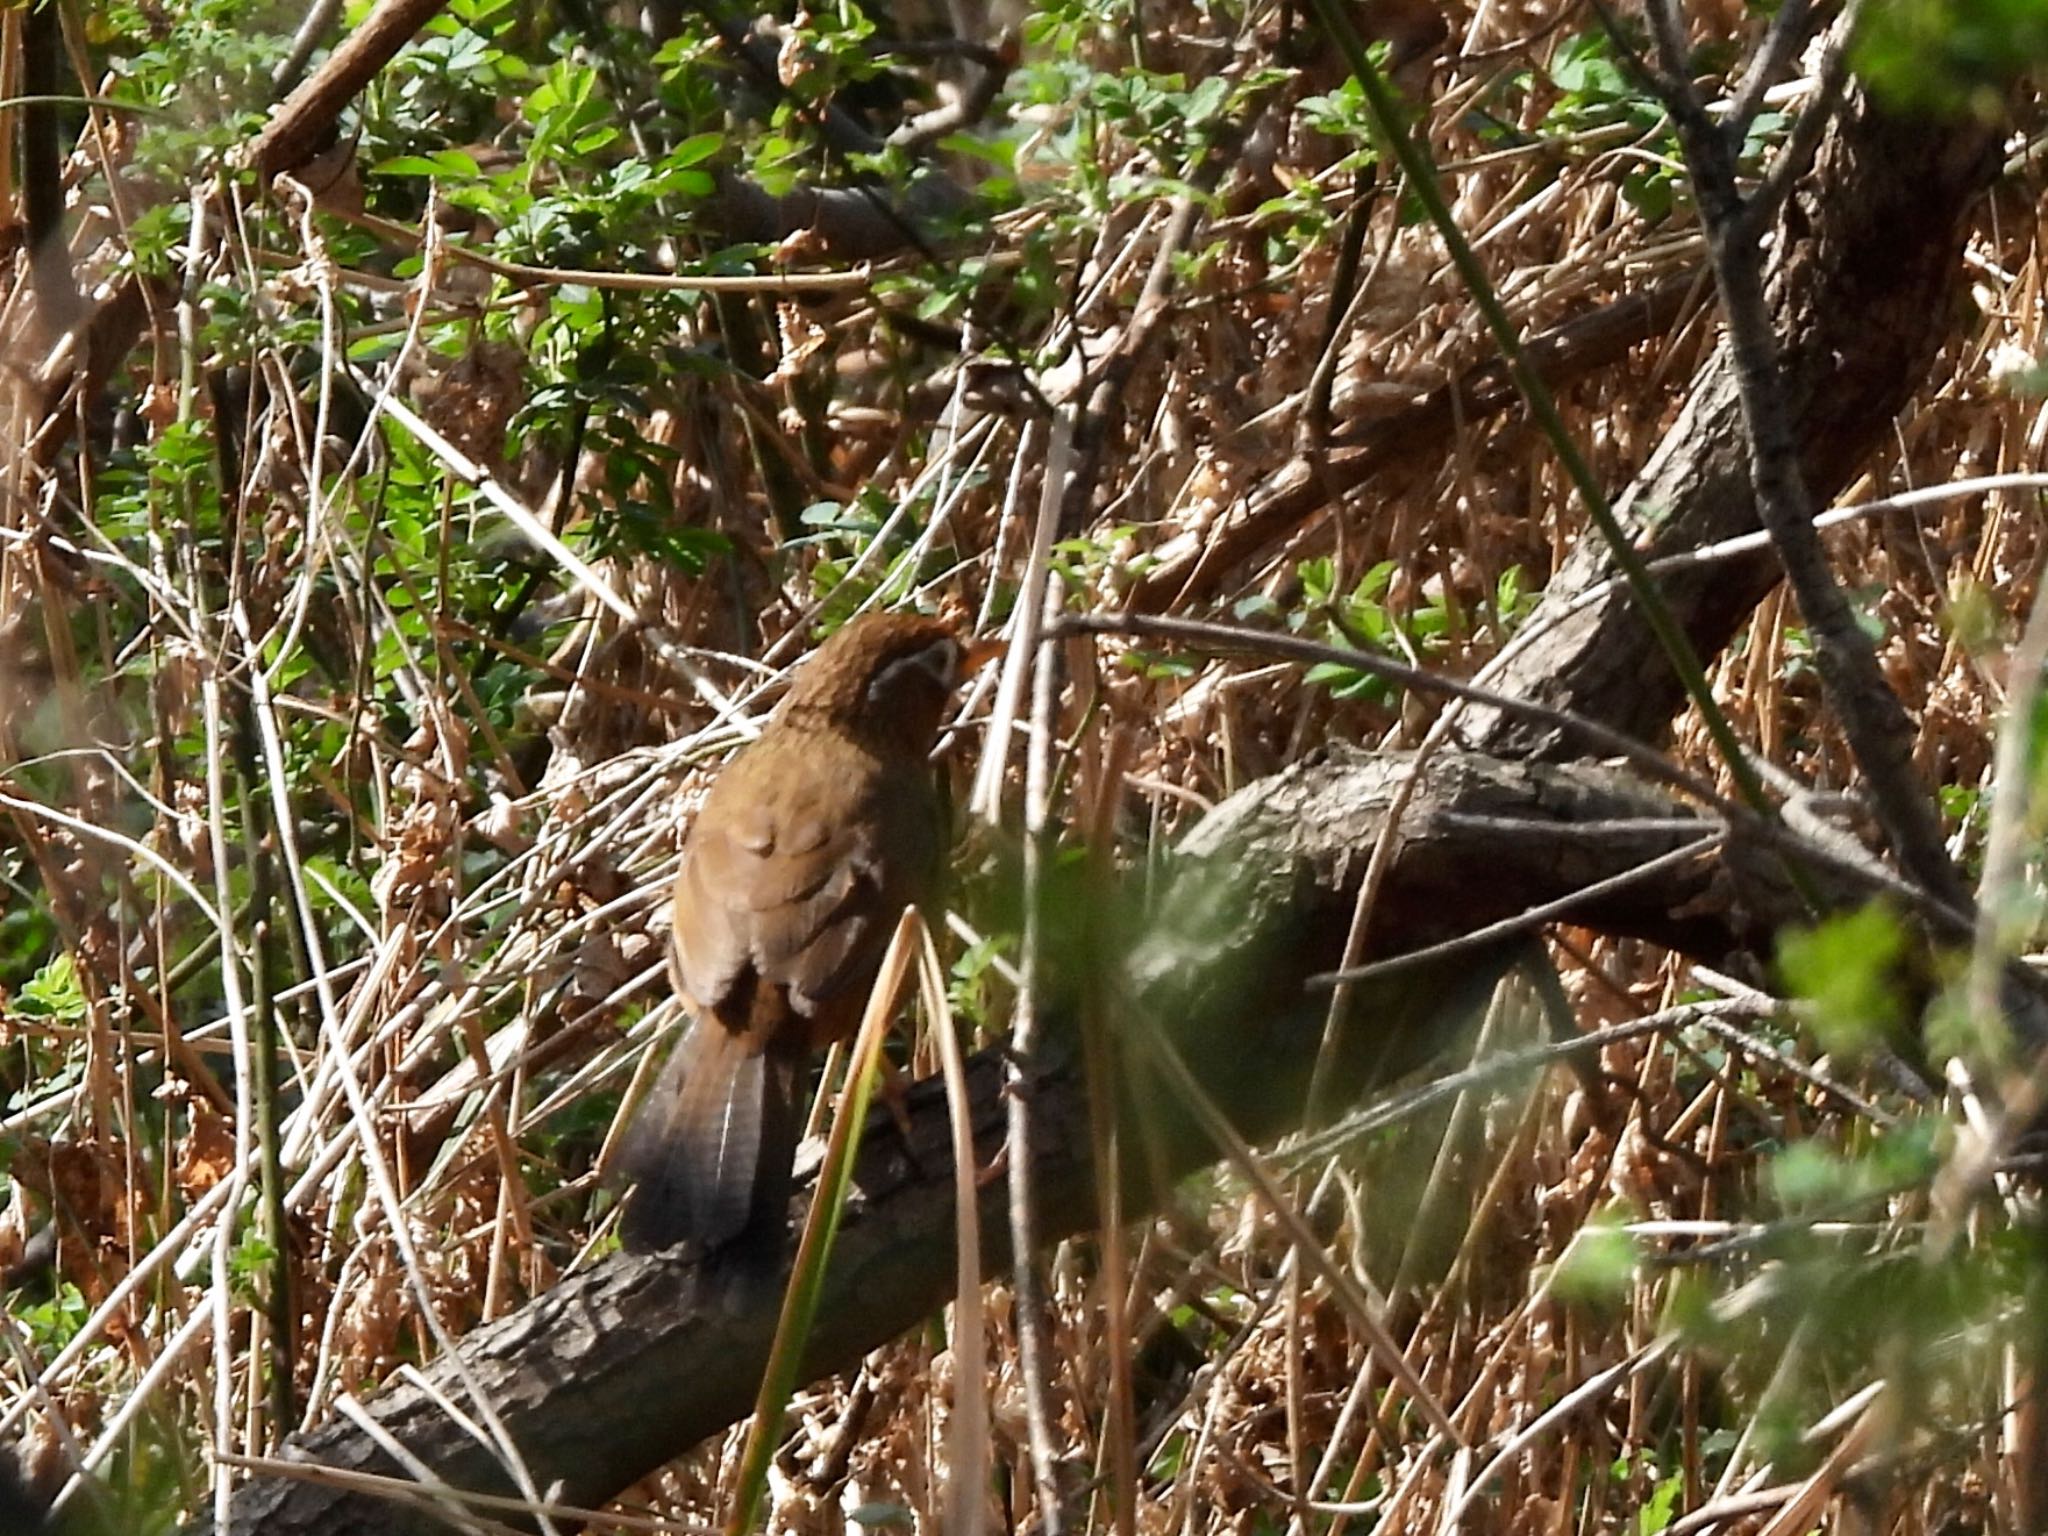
[233,692,296,1440]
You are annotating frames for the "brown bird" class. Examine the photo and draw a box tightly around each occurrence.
[619,611,975,1255]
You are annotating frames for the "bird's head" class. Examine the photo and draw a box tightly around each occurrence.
[782,611,987,758]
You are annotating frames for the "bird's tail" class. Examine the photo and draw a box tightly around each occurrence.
[618,1024,801,1256]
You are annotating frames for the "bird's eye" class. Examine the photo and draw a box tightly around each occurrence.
[867,639,960,705]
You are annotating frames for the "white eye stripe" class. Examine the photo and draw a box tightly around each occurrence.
[866,640,961,703]
[915,638,963,681]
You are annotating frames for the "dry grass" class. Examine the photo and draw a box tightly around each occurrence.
[1,0,2046,1531]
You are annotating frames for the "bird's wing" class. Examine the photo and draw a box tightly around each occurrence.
[671,742,907,1035]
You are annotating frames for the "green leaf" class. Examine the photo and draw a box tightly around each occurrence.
[1551,31,1629,99]
[666,130,724,167]
[1639,1472,1682,1533]
[1551,1208,1638,1303]
[20,953,87,1020]
[1122,649,1197,680]
[1854,0,2048,116]
[1777,901,1906,1058]
[1184,73,1230,126]
[848,1504,915,1529]
[1299,555,1336,604]
[1771,1144,1833,1213]
[372,149,481,178]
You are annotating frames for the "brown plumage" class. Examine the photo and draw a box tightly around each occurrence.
[619,612,972,1255]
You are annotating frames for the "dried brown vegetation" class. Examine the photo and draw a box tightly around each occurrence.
[1,0,2046,1533]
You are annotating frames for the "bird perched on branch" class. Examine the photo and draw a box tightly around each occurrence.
[618,611,980,1256]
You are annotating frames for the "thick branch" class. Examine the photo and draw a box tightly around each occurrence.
[245,0,976,261]
[21,0,76,336]
[1642,9,1970,912]
[246,0,451,180]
